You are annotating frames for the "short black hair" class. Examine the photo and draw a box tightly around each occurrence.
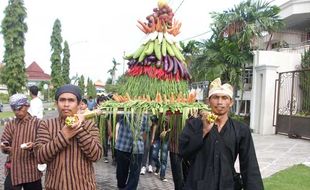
[150,115,159,123]
[81,98,88,104]
[29,85,39,96]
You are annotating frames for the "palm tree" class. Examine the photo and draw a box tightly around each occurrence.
[190,0,283,84]
[180,40,200,64]
[210,0,283,114]
[107,58,120,85]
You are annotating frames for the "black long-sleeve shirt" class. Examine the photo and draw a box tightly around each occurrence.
[179,117,264,190]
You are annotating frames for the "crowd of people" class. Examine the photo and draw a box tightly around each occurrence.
[0,79,264,190]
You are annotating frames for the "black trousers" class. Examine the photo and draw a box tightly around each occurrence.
[170,152,189,190]
[116,150,143,190]
[4,170,42,190]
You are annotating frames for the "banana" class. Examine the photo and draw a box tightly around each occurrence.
[161,38,167,57]
[154,39,162,60]
[123,53,134,60]
[171,43,185,62]
[133,44,146,59]
[145,41,154,55]
[166,42,175,57]
[138,44,149,62]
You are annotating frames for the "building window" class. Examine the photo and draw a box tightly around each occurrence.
[239,100,251,116]
[244,69,253,84]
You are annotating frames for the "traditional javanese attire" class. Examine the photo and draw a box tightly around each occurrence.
[34,118,103,190]
[179,117,264,190]
[1,113,43,186]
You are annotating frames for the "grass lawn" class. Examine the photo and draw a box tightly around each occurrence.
[264,164,310,190]
[0,111,14,119]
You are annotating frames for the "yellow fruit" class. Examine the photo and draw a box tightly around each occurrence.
[158,0,167,8]
[65,116,78,127]
[207,113,218,123]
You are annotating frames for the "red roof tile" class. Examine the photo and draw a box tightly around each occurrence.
[26,61,51,80]
[94,80,105,87]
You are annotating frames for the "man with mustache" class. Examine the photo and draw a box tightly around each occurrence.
[34,84,103,190]
[179,78,263,190]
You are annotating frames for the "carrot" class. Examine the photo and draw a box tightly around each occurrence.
[155,92,159,102]
[158,92,162,102]
[155,18,162,32]
[137,20,151,33]
[150,17,156,32]
[136,24,147,34]
[188,92,196,103]
[176,93,183,102]
[146,95,151,102]
[163,94,168,103]
[155,92,162,103]
[170,93,175,103]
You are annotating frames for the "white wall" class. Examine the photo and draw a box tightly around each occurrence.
[250,51,301,134]
[279,0,310,19]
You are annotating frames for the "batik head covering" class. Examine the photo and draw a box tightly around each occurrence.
[9,94,29,110]
[208,78,233,99]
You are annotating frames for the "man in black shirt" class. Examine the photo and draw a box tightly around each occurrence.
[179,78,263,190]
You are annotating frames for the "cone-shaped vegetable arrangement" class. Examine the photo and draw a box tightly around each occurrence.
[118,0,192,100]
[98,0,209,129]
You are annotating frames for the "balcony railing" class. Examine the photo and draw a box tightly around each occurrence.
[254,31,310,51]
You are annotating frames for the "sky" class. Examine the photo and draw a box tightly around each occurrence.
[0,0,288,84]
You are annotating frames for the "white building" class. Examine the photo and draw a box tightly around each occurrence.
[250,0,310,134]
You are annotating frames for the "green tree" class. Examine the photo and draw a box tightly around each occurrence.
[211,0,283,116]
[107,58,120,84]
[86,78,96,97]
[62,40,71,84]
[190,0,283,85]
[0,0,28,95]
[78,75,85,96]
[180,40,200,65]
[105,77,112,85]
[300,49,310,114]
[50,19,63,96]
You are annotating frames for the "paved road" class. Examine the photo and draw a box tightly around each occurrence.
[0,102,54,112]
[0,110,309,189]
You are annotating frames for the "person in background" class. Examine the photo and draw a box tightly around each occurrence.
[1,94,43,190]
[34,84,103,190]
[87,96,96,111]
[28,85,44,119]
[78,98,89,114]
[179,78,263,190]
[115,114,147,190]
[140,115,154,175]
[151,115,170,182]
